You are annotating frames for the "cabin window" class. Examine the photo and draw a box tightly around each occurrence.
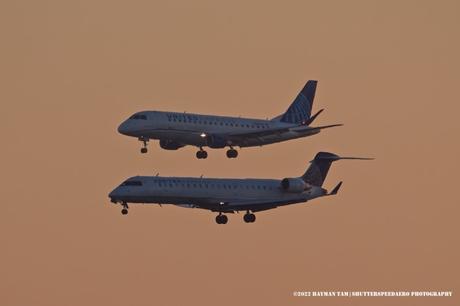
[122,180,143,186]
[130,114,147,120]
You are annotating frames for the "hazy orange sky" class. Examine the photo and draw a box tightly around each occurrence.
[1,1,459,305]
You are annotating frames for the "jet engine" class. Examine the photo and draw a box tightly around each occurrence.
[159,139,185,150]
[206,135,228,149]
[280,178,310,193]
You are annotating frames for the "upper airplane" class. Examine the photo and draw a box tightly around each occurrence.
[108,152,372,224]
[117,80,342,159]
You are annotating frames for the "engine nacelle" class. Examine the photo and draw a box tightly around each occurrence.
[280,178,310,193]
[159,139,185,150]
[206,135,228,149]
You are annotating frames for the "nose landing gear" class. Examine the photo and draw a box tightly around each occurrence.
[121,203,129,215]
[139,137,149,154]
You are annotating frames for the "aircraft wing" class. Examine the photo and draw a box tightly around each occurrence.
[192,197,306,212]
[222,124,342,144]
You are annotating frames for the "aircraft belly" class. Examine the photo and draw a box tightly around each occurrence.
[147,129,206,146]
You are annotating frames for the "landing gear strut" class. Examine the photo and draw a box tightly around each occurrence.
[196,148,208,159]
[121,202,129,215]
[226,147,238,158]
[139,137,148,154]
[215,213,228,224]
[243,211,256,223]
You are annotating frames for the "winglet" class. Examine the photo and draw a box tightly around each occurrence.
[329,181,343,195]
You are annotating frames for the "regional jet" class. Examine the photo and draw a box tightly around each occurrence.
[108,152,372,224]
[117,81,342,159]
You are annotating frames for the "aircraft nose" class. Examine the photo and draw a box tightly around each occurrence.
[109,188,120,202]
[117,121,130,135]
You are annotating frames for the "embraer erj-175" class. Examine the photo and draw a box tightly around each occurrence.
[108,152,371,224]
[117,80,342,159]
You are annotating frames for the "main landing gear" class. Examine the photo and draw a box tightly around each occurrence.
[121,202,129,215]
[215,213,228,224]
[243,211,256,223]
[139,137,149,154]
[226,148,238,158]
[196,148,208,159]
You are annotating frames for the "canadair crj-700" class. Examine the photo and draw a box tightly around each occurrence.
[117,81,342,159]
[108,152,371,224]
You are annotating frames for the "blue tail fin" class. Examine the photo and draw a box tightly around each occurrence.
[302,152,373,186]
[279,80,317,124]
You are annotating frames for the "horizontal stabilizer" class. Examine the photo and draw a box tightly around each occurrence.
[303,152,373,186]
[308,123,343,131]
[329,181,342,195]
[311,152,374,162]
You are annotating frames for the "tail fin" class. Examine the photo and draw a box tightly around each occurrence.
[278,80,317,124]
[301,152,373,186]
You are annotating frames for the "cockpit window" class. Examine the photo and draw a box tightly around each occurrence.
[129,114,147,120]
[121,180,143,186]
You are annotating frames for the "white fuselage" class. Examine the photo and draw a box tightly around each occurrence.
[109,176,327,212]
[117,111,321,148]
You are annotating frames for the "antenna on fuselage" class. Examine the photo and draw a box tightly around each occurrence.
[155,172,159,176]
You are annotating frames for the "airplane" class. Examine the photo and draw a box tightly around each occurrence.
[117,80,342,159]
[108,152,372,224]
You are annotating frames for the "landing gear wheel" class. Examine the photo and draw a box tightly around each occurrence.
[139,137,149,154]
[121,208,128,215]
[215,214,228,224]
[196,150,208,159]
[243,213,256,223]
[226,149,238,158]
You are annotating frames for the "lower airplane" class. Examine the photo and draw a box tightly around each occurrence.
[117,80,342,159]
[108,152,372,224]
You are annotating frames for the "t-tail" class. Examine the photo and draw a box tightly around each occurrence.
[301,152,373,187]
[273,80,321,125]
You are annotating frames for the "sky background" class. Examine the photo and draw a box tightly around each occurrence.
[1,0,459,305]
